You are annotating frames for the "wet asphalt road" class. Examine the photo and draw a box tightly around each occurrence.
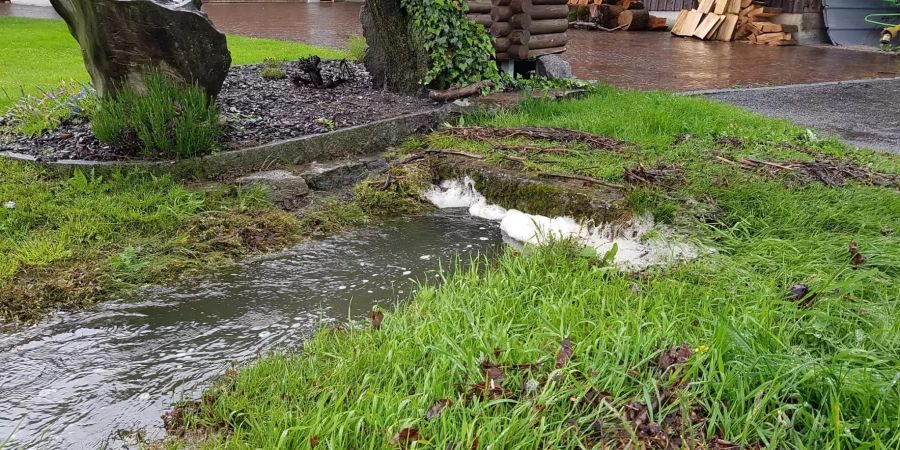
[701,78,900,154]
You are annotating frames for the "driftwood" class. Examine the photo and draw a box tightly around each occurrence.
[428,80,494,102]
[538,172,625,189]
[292,56,351,89]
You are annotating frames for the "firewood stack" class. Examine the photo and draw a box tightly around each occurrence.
[568,0,668,31]
[467,0,570,60]
[671,0,795,46]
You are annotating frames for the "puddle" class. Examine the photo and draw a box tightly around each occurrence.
[0,210,502,449]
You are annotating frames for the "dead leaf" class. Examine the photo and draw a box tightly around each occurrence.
[556,338,573,369]
[426,399,452,420]
[470,436,479,450]
[369,310,384,330]
[390,428,422,447]
[849,242,867,266]
[480,359,504,381]
[657,344,693,372]
[310,435,319,447]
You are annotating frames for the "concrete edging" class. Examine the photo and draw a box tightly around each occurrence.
[0,105,458,179]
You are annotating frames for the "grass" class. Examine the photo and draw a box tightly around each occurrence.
[180,87,900,449]
[0,17,347,111]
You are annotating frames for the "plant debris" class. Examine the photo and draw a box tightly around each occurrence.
[788,284,817,307]
[849,241,867,266]
[713,155,900,188]
[389,428,423,448]
[425,399,452,420]
[657,344,693,373]
[623,164,684,188]
[368,309,384,330]
[556,338,574,368]
[440,126,630,152]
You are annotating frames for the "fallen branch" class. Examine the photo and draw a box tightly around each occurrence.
[538,172,625,190]
[572,21,624,32]
[743,158,797,171]
[429,80,494,102]
[424,149,485,160]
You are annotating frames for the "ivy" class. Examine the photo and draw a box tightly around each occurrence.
[399,0,500,88]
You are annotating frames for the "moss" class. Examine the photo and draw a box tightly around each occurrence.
[430,156,631,223]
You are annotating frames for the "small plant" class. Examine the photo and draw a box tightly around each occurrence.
[346,35,367,63]
[0,81,96,137]
[260,58,286,80]
[317,117,336,131]
[91,73,223,159]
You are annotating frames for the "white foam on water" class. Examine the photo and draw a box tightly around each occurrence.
[424,178,705,270]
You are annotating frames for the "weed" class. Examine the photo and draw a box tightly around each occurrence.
[0,81,96,136]
[346,35,367,63]
[260,58,286,80]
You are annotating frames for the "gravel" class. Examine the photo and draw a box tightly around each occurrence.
[1,61,437,161]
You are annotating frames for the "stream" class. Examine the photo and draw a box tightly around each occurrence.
[0,210,503,449]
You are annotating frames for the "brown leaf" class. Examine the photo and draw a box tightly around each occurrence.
[849,241,867,266]
[310,435,319,447]
[788,284,817,307]
[555,338,573,369]
[369,310,384,330]
[389,428,422,447]
[470,436,479,450]
[579,387,611,410]
[426,399,452,420]
[657,344,693,372]
[480,359,504,381]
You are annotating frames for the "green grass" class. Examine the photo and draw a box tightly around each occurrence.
[182,88,900,449]
[0,17,347,110]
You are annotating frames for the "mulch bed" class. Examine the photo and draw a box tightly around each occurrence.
[0,61,437,162]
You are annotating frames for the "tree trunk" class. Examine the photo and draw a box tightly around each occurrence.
[360,0,430,94]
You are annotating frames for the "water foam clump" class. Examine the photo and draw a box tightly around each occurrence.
[423,177,703,270]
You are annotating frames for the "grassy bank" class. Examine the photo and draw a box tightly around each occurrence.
[183,88,899,448]
[0,17,347,110]
[0,162,307,322]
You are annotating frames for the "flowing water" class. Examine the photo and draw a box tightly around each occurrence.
[0,210,503,449]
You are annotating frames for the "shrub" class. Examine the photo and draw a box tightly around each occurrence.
[260,58,286,80]
[91,74,222,159]
[0,81,96,137]
[346,35,367,63]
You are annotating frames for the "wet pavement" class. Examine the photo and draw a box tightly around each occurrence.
[4,2,899,91]
[703,78,900,154]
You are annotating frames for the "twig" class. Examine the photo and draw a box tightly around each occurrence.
[713,155,739,166]
[743,158,797,171]
[424,149,485,160]
[572,21,624,32]
[538,172,625,190]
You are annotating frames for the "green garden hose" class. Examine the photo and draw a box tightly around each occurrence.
[865,0,900,45]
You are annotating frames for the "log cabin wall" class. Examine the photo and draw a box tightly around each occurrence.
[644,0,821,12]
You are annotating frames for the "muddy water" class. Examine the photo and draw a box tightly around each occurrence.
[0,210,502,449]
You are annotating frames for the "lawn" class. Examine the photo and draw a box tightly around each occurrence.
[0,17,347,110]
[182,88,900,449]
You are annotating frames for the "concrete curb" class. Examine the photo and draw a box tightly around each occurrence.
[679,76,900,97]
[0,105,458,179]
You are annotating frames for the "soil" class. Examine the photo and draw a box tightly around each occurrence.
[0,61,437,162]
